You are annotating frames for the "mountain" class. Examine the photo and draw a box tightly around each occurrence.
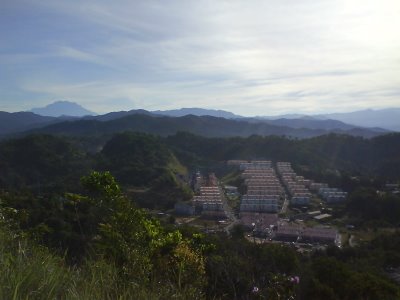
[0,111,57,136]
[254,108,400,131]
[235,116,389,133]
[30,101,95,117]
[257,113,309,120]
[314,108,400,131]
[28,113,386,139]
[1,106,393,138]
[262,118,365,131]
[86,109,154,121]
[152,108,242,118]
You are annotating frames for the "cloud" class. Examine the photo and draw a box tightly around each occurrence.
[54,46,105,65]
[1,0,400,115]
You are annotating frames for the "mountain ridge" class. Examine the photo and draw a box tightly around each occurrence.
[0,111,58,135]
[27,113,386,139]
[314,108,400,131]
[1,103,397,137]
[152,107,242,119]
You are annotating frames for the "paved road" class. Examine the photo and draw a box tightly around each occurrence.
[218,184,238,234]
[281,196,289,214]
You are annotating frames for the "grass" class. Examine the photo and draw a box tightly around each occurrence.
[220,170,241,186]
[0,224,202,299]
[0,227,75,299]
[168,154,188,176]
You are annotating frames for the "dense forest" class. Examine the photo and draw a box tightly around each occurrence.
[2,131,400,194]
[1,131,400,298]
[166,132,400,181]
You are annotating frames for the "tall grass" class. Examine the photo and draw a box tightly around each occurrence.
[0,227,72,299]
[0,226,201,299]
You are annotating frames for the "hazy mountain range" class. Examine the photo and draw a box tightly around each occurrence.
[0,101,398,138]
[23,114,387,139]
[315,109,400,132]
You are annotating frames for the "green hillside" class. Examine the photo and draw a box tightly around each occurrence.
[0,133,191,209]
[166,132,400,181]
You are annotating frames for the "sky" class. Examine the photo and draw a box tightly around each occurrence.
[1,0,400,116]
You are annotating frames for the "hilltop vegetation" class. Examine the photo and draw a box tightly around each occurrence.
[0,132,190,209]
[0,134,92,192]
[167,132,400,181]
[97,132,192,209]
[1,131,400,204]
[1,131,400,298]
[1,171,399,299]
[0,171,206,299]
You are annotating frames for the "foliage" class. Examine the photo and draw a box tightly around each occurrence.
[0,171,207,299]
[299,256,400,299]
[203,234,300,299]
[1,131,400,298]
[0,134,91,193]
[166,132,400,183]
[0,132,191,209]
[347,187,400,225]
[97,132,192,209]
[99,132,172,185]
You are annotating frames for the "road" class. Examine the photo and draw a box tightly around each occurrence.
[218,185,239,234]
[281,195,289,214]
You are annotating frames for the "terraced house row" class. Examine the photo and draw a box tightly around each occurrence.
[239,161,283,213]
[276,162,312,206]
[192,173,227,218]
[275,224,339,245]
[175,172,226,218]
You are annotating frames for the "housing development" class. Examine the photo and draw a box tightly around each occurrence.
[176,159,347,249]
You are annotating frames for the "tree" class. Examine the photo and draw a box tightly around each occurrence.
[80,171,206,295]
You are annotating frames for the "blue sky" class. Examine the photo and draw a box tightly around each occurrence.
[1,0,399,116]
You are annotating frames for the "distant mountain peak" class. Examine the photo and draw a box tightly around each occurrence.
[151,107,242,119]
[30,101,96,117]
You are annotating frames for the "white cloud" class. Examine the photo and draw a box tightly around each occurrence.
[2,0,400,114]
[54,46,106,66]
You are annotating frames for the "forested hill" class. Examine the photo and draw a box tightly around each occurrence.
[28,113,385,139]
[0,133,191,209]
[166,132,400,181]
[1,131,400,198]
